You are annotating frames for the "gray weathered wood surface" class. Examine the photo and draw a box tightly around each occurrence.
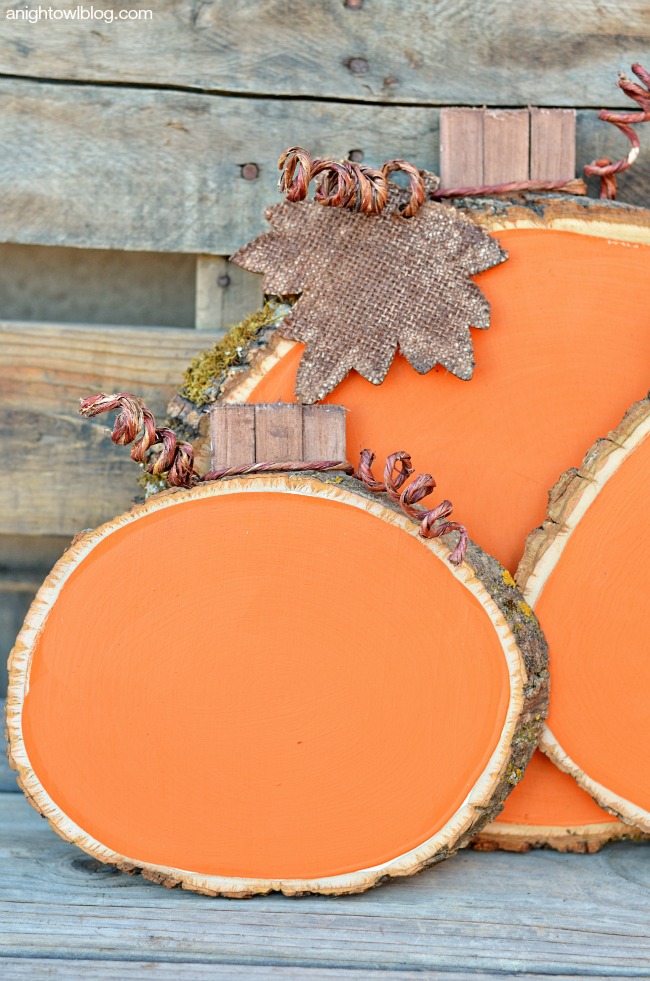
[0,322,221,536]
[1,79,649,255]
[0,0,646,108]
[0,786,648,976]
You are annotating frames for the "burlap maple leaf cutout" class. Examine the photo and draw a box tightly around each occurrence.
[231,194,507,404]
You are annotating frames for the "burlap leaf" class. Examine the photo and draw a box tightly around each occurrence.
[231,198,507,404]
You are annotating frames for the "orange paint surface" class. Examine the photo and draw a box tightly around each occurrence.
[22,488,511,880]
[494,749,616,827]
[249,229,650,574]
[538,433,650,814]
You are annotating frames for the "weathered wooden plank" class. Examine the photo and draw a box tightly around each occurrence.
[0,539,70,698]
[0,701,18,791]
[2,80,648,255]
[195,257,263,330]
[210,404,256,468]
[0,962,625,981]
[0,79,441,255]
[483,110,530,185]
[0,322,221,536]
[0,0,646,107]
[0,792,648,973]
[439,108,483,188]
[530,109,577,182]
[0,243,196,328]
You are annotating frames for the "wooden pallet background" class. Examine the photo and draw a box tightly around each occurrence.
[2,0,650,693]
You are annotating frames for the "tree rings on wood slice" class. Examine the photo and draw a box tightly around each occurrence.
[474,749,638,853]
[7,474,548,896]
[516,395,650,834]
[204,197,650,574]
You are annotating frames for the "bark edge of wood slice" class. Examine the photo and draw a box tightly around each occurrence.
[516,393,650,834]
[7,472,548,897]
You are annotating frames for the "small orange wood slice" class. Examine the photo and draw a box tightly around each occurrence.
[6,474,547,896]
[206,198,650,575]
[516,395,650,833]
[474,749,637,852]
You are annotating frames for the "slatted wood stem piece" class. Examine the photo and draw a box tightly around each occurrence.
[440,108,577,188]
[6,473,547,896]
[210,403,347,468]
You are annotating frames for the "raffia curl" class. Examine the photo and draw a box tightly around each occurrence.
[355,449,467,565]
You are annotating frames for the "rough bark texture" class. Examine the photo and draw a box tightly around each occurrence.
[7,472,548,897]
[472,821,645,854]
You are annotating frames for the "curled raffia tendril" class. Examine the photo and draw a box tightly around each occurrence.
[278,147,423,216]
[355,449,468,565]
[79,393,198,489]
[584,63,650,200]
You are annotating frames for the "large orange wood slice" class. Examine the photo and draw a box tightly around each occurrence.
[513,395,650,834]
[213,197,650,575]
[6,473,548,896]
[184,196,650,853]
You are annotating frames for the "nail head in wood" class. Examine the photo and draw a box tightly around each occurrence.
[241,163,260,181]
[347,57,369,75]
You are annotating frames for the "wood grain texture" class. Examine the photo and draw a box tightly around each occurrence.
[440,108,484,187]
[253,403,303,462]
[483,110,530,185]
[210,404,256,468]
[195,257,263,330]
[0,322,221,536]
[0,0,647,107]
[0,962,557,981]
[0,78,440,256]
[530,109,577,182]
[302,406,347,461]
[1,701,18,792]
[0,793,649,974]
[2,79,650,256]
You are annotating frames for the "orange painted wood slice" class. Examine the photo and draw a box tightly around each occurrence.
[475,749,635,852]
[219,198,650,576]
[516,395,650,834]
[193,197,650,850]
[7,474,547,896]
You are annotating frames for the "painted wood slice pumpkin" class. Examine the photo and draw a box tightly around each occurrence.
[6,472,548,896]
[475,749,633,852]
[515,395,650,834]
[183,195,650,850]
